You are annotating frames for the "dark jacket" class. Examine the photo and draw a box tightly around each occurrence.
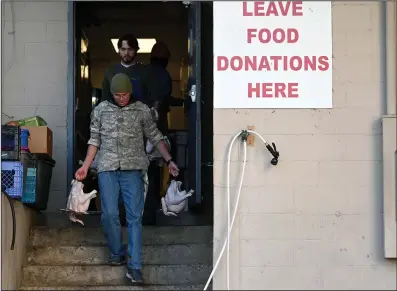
[101,63,146,104]
[140,63,173,134]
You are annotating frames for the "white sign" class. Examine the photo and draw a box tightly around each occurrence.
[213,1,333,109]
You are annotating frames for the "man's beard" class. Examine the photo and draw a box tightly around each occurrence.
[122,56,134,64]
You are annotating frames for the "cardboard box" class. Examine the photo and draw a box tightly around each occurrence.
[21,126,53,157]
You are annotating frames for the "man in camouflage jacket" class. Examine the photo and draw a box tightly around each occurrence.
[75,73,179,284]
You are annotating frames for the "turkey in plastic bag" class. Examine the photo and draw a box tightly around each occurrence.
[161,180,194,216]
[60,179,97,225]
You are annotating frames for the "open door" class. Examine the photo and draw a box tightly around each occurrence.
[67,3,92,193]
[186,2,202,205]
[74,4,93,176]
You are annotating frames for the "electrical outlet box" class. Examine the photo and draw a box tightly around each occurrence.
[247,125,255,147]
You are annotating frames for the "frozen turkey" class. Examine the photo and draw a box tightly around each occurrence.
[61,179,97,225]
[161,180,194,216]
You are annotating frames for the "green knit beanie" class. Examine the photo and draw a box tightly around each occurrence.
[110,73,132,94]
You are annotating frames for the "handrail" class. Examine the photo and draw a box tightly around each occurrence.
[2,190,16,250]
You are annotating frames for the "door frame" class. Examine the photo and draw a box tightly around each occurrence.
[66,1,207,201]
[187,1,202,205]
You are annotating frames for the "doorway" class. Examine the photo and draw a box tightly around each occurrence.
[68,1,214,226]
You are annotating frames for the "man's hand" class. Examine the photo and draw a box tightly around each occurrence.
[76,145,98,181]
[75,166,88,181]
[168,161,179,177]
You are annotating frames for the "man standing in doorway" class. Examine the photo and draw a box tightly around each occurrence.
[99,33,146,224]
[75,73,179,284]
[101,34,146,104]
[141,41,172,134]
[141,41,173,225]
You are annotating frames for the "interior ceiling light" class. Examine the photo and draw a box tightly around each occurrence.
[111,38,156,54]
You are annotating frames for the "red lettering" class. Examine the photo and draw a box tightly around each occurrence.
[282,56,288,70]
[248,83,299,98]
[263,83,273,98]
[288,83,299,97]
[266,1,279,16]
[246,28,299,44]
[258,29,271,43]
[216,56,330,72]
[318,56,330,71]
[247,28,256,43]
[292,1,303,16]
[271,56,282,71]
[274,83,286,97]
[273,28,285,43]
[248,83,260,98]
[217,56,228,71]
[290,56,302,71]
[278,1,291,16]
[245,56,257,71]
[287,29,299,43]
[242,1,304,17]
[303,56,317,71]
[254,1,265,16]
[242,2,253,16]
[258,56,271,71]
[230,56,243,71]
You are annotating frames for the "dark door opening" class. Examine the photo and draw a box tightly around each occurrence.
[71,1,214,225]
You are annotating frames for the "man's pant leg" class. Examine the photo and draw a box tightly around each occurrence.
[119,170,145,270]
[98,171,124,260]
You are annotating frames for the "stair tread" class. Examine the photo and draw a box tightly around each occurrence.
[20,284,207,290]
[30,226,213,246]
[23,263,210,267]
[22,264,211,286]
[26,244,212,266]
[34,211,213,227]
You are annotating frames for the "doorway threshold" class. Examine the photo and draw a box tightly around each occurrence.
[155,210,212,226]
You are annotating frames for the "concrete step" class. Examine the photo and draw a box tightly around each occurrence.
[26,244,212,265]
[20,284,206,290]
[22,265,211,287]
[30,226,213,247]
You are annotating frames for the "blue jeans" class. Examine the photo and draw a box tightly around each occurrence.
[98,170,144,269]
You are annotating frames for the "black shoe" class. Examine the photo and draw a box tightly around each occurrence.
[108,256,126,266]
[126,268,144,284]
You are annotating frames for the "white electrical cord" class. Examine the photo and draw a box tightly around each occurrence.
[204,129,273,290]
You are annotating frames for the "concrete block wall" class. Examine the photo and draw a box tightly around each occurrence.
[1,1,68,211]
[213,2,397,290]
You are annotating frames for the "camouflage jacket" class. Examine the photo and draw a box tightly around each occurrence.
[88,100,164,173]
